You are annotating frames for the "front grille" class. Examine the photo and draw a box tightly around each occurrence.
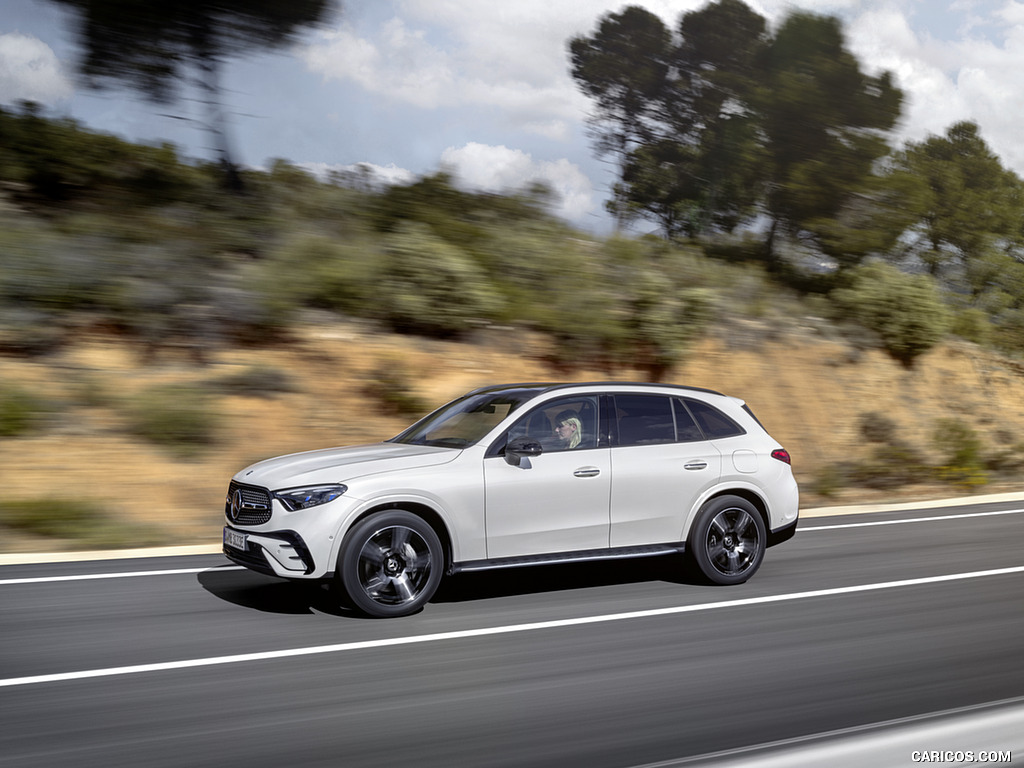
[225,481,273,525]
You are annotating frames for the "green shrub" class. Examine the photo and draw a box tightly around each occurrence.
[950,307,993,345]
[621,275,713,380]
[0,385,49,437]
[932,418,989,490]
[377,222,503,337]
[0,498,165,548]
[986,445,1024,474]
[993,307,1024,356]
[850,442,929,490]
[71,375,115,408]
[0,309,67,356]
[248,232,384,317]
[363,363,428,418]
[123,383,220,456]
[540,237,715,378]
[832,261,950,367]
[212,365,297,398]
[859,412,897,444]
[0,498,106,539]
[810,464,845,498]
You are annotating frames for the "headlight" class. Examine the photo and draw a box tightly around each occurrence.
[273,484,348,511]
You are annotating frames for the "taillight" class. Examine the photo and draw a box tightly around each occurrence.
[771,449,792,465]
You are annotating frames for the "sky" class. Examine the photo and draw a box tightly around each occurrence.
[2,0,1024,232]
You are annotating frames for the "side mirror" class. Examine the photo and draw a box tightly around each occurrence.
[505,437,543,466]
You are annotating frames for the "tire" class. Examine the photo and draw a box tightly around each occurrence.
[338,510,444,618]
[689,496,766,585]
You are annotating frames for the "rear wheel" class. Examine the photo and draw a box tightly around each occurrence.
[338,510,443,617]
[689,496,765,585]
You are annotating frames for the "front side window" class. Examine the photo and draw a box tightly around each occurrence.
[501,395,600,453]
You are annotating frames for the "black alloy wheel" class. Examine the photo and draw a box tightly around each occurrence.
[339,510,444,618]
[689,495,766,585]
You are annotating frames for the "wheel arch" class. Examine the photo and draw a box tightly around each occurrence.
[691,487,770,541]
[343,501,454,572]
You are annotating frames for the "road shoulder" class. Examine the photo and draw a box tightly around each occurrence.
[3,490,1024,566]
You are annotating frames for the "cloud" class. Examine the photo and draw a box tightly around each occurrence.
[440,142,597,223]
[0,32,72,104]
[843,2,1024,173]
[297,160,416,187]
[846,7,968,134]
[302,18,456,110]
[298,5,619,135]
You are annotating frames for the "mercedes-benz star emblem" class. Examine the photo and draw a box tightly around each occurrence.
[230,489,243,521]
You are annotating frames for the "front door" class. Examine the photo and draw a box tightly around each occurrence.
[484,395,610,558]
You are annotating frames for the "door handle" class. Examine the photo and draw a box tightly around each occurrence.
[684,461,708,471]
[573,467,601,478]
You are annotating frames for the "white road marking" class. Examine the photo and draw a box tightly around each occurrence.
[800,507,1024,531]
[3,509,1020,584]
[0,565,244,586]
[3,564,1024,689]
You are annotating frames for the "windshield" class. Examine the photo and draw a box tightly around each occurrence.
[389,389,539,448]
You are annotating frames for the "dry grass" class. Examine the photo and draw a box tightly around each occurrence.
[2,319,1024,552]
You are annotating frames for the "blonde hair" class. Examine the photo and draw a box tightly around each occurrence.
[558,415,582,449]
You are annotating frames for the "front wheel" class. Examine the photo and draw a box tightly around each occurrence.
[338,510,444,617]
[689,496,766,585]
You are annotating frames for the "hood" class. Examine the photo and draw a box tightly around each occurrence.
[233,442,459,491]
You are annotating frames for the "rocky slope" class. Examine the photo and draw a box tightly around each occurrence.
[2,320,1023,552]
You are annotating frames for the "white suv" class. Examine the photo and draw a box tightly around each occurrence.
[223,382,799,617]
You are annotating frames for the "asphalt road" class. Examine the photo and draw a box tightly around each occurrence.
[2,499,1023,767]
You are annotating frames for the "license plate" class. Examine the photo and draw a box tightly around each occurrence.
[223,527,247,551]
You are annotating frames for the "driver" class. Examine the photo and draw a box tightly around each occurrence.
[553,410,582,449]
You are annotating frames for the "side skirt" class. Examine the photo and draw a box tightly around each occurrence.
[449,543,687,575]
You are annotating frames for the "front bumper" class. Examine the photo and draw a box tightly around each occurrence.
[223,527,317,578]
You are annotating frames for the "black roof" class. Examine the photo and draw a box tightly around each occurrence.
[463,381,726,398]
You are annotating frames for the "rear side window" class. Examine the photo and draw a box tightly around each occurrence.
[671,400,704,442]
[681,398,745,439]
[613,395,676,446]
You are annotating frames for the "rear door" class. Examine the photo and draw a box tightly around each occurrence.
[608,394,723,547]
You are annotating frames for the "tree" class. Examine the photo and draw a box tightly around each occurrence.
[891,121,1023,294]
[568,6,675,167]
[756,11,902,267]
[806,159,926,271]
[570,1,903,265]
[571,0,768,237]
[48,0,338,190]
[667,0,769,236]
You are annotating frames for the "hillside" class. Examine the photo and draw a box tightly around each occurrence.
[2,319,1023,554]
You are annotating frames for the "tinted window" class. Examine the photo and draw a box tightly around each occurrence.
[671,399,704,442]
[503,396,600,453]
[682,398,745,439]
[614,395,676,446]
